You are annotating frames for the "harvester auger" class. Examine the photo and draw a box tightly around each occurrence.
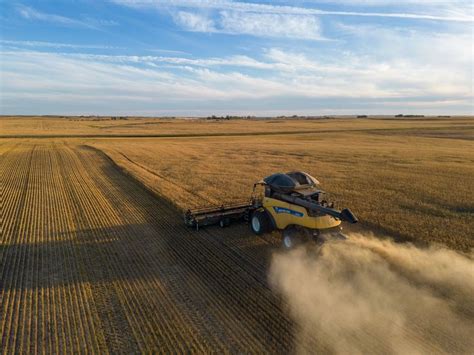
[184,171,358,248]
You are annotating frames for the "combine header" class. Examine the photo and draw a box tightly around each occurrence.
[184,171,358,248]
[184,200,254,230]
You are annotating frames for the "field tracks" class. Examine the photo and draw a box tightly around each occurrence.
[1,142,294,353]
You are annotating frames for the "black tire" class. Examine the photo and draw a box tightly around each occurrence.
[250,210,271,235]
[219,218,230,228]
[281,226,307,249]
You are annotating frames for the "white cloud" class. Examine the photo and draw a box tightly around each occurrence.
[40,52,273,69]
[1,36,472,116]
[307,0,470,4]
[113,0,474,22]
[1,19,472,115]
[173,11,216,32]
[172,9,323,39]
[0,40,122,50]
[219,11,322,39]
[171,9,323,39]
[147,48,190,55]
[18,5,89,27]
[17,5,117,29]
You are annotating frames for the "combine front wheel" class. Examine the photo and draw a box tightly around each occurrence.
[250,210,271,235]
[281,226,309,249]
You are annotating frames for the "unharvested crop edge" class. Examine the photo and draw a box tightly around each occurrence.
[81,145,185,214]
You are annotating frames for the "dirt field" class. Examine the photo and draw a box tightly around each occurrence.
[1,117,473,353]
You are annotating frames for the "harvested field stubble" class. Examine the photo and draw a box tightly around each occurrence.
[0,142,292,353]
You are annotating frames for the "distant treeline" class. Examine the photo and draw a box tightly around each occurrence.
[395,114,451,118]
[28,114,454,121]
[206,115,341,120]
[66,116,130,121]
[206,115,255,120]
[395,114,425,117]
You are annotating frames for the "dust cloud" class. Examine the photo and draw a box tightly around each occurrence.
[269,233,474,354]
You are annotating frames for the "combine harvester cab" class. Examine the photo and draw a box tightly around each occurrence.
[184,171,358,248]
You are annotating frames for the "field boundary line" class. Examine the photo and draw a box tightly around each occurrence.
[2,126,465,139]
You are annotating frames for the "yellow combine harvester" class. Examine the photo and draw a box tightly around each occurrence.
[184,171,358,248]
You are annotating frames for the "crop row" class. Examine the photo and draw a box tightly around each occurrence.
[1,142,295,353]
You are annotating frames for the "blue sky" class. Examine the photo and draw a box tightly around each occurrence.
[0,0,472,116]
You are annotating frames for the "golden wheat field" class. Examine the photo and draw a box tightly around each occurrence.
[87,117,474,251]
[1,116,473,353]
